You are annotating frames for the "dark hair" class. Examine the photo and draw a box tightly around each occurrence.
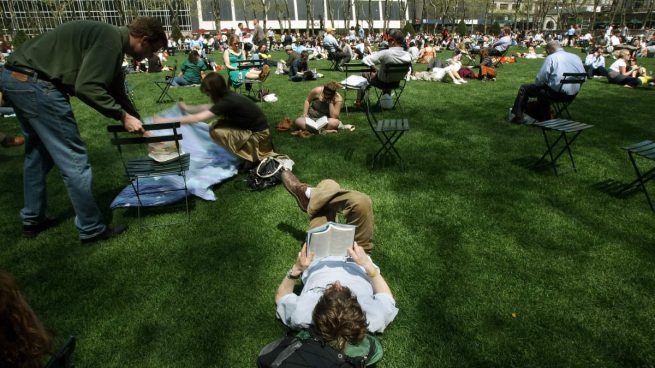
[0,271,52,368]
[200,72,229,103]
[312,284,367,351]
[128,17,167,50]
[480,47,490,58]
[188,50,199,61]
[388,29,405,47]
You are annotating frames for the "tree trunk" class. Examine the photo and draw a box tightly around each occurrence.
[345,0,353,32]
[327,0,336,29]
[211,0,222,33]
[306,0,315,36]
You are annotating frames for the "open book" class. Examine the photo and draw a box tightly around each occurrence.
[305,116,328,132]
[306,222,356,259]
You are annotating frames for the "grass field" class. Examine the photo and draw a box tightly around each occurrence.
[1,48,654,367]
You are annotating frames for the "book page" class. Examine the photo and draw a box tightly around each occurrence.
[305,116,328,132]
[307,222,355,258]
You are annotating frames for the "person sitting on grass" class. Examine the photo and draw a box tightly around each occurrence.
[584,47,607,79]
[288,50,314,82]
[292,81,353,137]
[474,47,496,81]
[509,40,584,124]
[153,72,274,171]
[223,35,270,89]
[417,40,437,64]
[171,50,208,86]
[607,49,642,88]
[252,43,274,66]
[0,270,52,368]
[275,171,397,331]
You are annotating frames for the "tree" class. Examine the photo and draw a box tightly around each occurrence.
[209,0,222,32]
[383,0,392,31]
[399,0,409,28]
[171,22,183,43]
[456,19,467,34]
[326,0,336,29]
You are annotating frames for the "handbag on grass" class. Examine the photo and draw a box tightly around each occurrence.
[247,154,294,191]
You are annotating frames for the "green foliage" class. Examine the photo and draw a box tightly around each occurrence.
[12,30,30,49]
[0,50,654,368]
[401,22,414,36]
[171,23,183,42]
[490,22,501,35]
[456,20,467,35]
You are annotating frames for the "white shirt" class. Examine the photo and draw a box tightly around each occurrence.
[585,53,605,69]
[609,58,626,73]
[276,257,399,333]
[362,47,412,82]
[610,35,621,46]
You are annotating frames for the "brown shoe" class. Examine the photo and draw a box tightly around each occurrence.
[259,65,271,81]
[276,117,293,132]
[281,170,309,212]
[1,135,25,148]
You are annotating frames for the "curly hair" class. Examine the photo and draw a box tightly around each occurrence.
[0,271,52,368]
[312,284,368,352]
[127,17,167,51]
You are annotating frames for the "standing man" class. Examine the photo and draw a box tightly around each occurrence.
[509,40,585,124]
[0,17,167,243]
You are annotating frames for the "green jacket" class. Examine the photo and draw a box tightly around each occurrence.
[6,20,138,120]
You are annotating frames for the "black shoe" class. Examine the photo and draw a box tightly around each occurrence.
[23,217,58,238]
[80,224,128,244]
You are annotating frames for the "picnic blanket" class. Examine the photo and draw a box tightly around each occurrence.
[110,105,239,208]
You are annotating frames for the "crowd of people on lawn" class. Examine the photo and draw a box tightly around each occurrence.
[1,15,654,367]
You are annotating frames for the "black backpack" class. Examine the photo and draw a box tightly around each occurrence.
[257,330,376,368]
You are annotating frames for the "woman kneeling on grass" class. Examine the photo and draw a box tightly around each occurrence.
[292,81,354,138]
[153,72,274,170]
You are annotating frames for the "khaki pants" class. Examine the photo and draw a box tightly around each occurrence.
[209,123,274,163]
[307,179,375,252]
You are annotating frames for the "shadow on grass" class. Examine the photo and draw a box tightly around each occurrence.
[276,222,306,242]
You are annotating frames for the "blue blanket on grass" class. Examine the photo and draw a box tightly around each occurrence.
[110,106,239,208]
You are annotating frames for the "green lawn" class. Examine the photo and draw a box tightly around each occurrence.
[1,48,654,367]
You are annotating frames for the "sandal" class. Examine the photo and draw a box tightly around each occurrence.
[1,135,25,148]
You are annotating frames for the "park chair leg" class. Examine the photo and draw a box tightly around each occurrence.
[628,152,655,212]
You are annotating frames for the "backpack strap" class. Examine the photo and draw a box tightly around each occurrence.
[270,338,303,368]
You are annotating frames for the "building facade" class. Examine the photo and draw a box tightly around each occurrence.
[0,0,193,37]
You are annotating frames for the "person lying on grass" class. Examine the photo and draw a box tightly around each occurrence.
[153,72,274,171]
[292,81,353,137]
[275,171,397,332]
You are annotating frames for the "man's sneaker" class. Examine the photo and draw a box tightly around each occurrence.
[80,224,128,245]
[23,218,57,238]
[281,170,309,212]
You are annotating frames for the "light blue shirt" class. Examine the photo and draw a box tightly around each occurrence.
[535,49,585,95]
[323,33,339,53]
[276,256,399,333]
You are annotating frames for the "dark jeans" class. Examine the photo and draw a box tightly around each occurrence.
[511,83,575,121]
[0,68,106,238]
[608,74,642,87]
[356,72,400,102]
[584,65,607,78]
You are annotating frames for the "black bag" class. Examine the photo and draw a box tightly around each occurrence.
[247,155,290,191]
[257,331,375,368]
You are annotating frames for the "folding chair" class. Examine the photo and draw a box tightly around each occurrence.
[155,69,176,104]
[622,140,655,212]
[342,62,374,113]
[107,122,191,222]
[233,59,266,102]
[550,73,586,119]
[45,336,76,368]
[368,63,412,113]
[327,51,339,70]
[364,90,410,170]
[525,118,594,176]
